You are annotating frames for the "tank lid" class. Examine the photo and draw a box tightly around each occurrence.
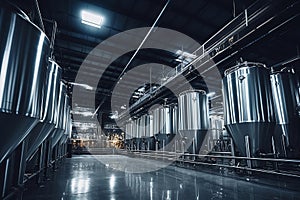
[224,61,267,76]
[179,89,206,96]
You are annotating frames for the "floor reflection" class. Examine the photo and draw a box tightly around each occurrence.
[23,155,300,200]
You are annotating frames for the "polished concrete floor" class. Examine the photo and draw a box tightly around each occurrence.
[23,155,300,200]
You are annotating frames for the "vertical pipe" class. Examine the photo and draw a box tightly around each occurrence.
[230,138,236,165]
[34,0,45,32]
[245,136,252,168]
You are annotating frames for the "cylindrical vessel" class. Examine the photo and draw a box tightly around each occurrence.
[178,90,209,131]
[125,121,133,140]
[139,115,146,138]
[153,108,161,135]
[51,83,67,148]
[149,114,154,137]
[172,106,178,134]
[159,106,172,134]
[223,62,275,157]
[0,1,50,162]
[178,90,209,154]
[270,68,300,158]
[25,60,62,160]
[134,119,139,138]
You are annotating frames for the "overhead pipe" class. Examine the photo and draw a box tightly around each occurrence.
[43,18,58,59]
[119,0,300,120]
[34,0,45,32]
[93,0,170,117]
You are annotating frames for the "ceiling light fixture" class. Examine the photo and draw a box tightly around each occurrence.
[81,10,104,28]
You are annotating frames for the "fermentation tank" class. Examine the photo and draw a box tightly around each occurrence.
[125,121,133,150]
[172,106,178,134]
[223,62,275,157]
[144,114,155,150]
[178,90,209,154]
[132,118,141,150]
[0,1,50,162]
[139,115,146,138]
[50,83,67,149]
[153,108,161,136]
[159,106,172,134]
[270,68,300,158]
[24,60,61,161]
[152,106,176,151]
[125,121,133,140]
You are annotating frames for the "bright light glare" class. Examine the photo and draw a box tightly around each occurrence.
[81,10,104,28]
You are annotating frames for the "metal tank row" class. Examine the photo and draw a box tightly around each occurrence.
[125,60,300,164]
[223,61,300,160]
[0,1,72,199]
[125,90,210,155]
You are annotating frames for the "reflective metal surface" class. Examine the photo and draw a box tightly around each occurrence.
[125,121,133,140]
[178,90,209,131]
[160,106,172,134]
[23,155,300,200]
[223,62,275,157]
[25,60,62,160]
[0,1,50,162]
[139,115,146,138]
[172,106,178,134]
[270,68,300,158]
[178,90,209,154]
[152,108,161,135]
[50,82,67,148]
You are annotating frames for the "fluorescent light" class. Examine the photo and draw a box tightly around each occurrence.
[70,82,93,90]
[81,10,104,28]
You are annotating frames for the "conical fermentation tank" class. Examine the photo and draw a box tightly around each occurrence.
[172,106,178,134]
[125,121,134,150]
[24,60,62,161]
[0,1,50,162]
[50,82,67,148]
[144,115,152,137]
[59,105,71,146]
[270,68,300,158]
[159,106,172,135]
[139,115,146,138]
[178,90,209,154]
[125,121,133,140]
[152,106,176,151]
[152,108,161,136]
[223,62,275,157]
[145,114,155,150]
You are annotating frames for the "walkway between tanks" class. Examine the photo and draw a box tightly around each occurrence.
[23,155,300,200]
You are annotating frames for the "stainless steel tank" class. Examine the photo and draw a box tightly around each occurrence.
[270,68,300,158]
[59,105,71,146]
[50,83,68,148]
[152,108,161,135]
[172,106,178,134]
[25,60,62,160]
[149,114,154,137]
[223,62,275,157]
[144,115,151,137]
[152,106,175,135]
[136,118,141,138]
[178,90,209,154]
[125,121,133,140]
[0,1,50,162]
[159,106,172,134]
[139,115,146,138]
